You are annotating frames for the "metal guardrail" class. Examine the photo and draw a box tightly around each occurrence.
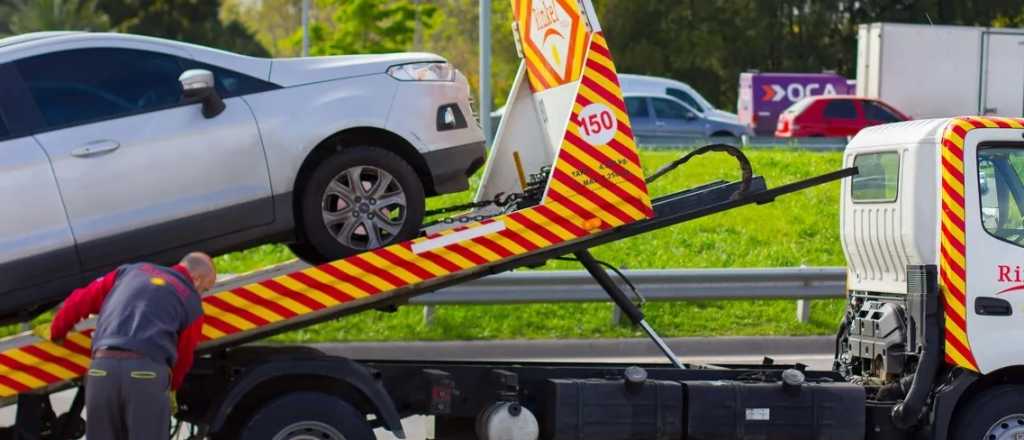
[414,267,847,324]
[635,135,848,151]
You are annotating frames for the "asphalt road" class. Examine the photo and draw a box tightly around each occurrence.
[1,336,833,439]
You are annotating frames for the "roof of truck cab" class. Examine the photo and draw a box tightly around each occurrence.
[846,118,951,152]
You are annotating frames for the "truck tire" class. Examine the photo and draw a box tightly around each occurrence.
[237,391,374,440]
[950,385,1024,440]
[298,146,425,263]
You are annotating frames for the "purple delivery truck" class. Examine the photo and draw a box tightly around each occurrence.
[738,72,854,135]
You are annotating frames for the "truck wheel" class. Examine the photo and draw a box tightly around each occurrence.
[951,385,1024,440]
[238,392,374,440]
[298,146,425,263]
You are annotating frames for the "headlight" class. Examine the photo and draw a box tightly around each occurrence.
[387,62,456,81]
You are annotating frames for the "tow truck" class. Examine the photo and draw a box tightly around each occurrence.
[3,1,1024,439]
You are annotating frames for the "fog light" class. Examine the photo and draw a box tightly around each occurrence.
[436,103,467,131]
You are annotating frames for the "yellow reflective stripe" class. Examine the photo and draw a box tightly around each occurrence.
[5,349,77,379]
[303,267,369,299]
[247,284,312,315]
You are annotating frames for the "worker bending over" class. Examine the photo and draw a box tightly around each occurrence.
[49,252,215,440]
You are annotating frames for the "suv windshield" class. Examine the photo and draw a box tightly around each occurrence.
[979,146,1024,246]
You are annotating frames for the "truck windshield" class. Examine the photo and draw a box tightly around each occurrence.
[978,146,1024,246]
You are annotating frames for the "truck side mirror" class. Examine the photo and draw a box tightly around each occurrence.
[179,69,225,119]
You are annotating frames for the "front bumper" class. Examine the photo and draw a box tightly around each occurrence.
[423,141,486,194]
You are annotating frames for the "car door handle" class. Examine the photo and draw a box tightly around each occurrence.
[655,121,666,127]
[976,297,1013,316]
[71,140,120,157]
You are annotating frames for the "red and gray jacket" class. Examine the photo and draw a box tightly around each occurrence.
[51,263,205,391]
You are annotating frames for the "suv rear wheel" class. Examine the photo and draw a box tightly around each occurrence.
[297,146,425,263]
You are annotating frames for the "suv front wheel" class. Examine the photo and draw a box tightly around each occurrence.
[296,146,425,263]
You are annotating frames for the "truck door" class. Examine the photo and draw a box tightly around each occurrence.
[981,32,1024,117]
[966,136,1024,372]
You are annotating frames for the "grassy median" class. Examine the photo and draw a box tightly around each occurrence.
[252,148,849,342]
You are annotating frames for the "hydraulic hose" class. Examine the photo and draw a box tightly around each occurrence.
[891,281,942,429]
[644,143,753,199]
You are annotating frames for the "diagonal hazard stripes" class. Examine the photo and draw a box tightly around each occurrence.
[543,32,653,226]
[938,116,1024,373]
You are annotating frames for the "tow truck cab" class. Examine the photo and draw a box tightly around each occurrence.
[839,117,1024,439]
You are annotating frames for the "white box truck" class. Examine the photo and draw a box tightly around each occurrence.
[857,22,1024,119]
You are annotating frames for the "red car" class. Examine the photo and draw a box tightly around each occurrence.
[775,96,910,137]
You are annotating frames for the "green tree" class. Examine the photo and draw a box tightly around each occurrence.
[422,1,518,109]
[222,0,303,57]
[97,0,268,56]
[298,0,435,56]
[5,0,109,35]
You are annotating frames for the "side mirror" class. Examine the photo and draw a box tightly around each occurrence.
[179,69,225,119]
[684,111,698,121]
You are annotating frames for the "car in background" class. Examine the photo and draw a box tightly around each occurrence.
[624,93,752,145]
[490,73,746,140]
[775,95,909,138]
[0,31,484,323]
[618,74,742,126]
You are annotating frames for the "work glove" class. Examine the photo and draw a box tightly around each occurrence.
[32,323,60,343]
[169,390,179,416]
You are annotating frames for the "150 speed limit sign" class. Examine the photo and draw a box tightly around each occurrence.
[577,103,617,146]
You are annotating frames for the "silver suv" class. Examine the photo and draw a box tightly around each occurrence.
[0,32,485,323]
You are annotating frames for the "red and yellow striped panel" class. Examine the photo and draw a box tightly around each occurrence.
[543,32,653,225]
[513,0,590,92]
[939,116,1024,372]
[0,17,651,399]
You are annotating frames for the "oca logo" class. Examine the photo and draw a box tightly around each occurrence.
[762,83,839,103]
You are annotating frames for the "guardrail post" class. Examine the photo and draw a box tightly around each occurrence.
[423,305,436,326]
[611,304,623,326]
[796,299,810,323]
[796,271,812,323]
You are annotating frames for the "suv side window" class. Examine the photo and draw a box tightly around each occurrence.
[864,101,902,123]
[824,100,857,119]
[15,48,185,129]
[652,97,690,120]
[978,146,1024,247]
[665,88,704,113]
[625,97,649,118]
[180,60,279,97]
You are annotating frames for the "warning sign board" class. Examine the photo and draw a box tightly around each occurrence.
[514,0,589,92]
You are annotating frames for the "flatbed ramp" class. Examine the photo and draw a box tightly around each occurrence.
[0,0,854,409]
[0,167,851,405]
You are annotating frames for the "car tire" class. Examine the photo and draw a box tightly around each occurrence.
[297,146,425,263]
[950,385,1024,440]
[236,392,374,440]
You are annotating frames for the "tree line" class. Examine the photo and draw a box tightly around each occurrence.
[4,0,1024,112]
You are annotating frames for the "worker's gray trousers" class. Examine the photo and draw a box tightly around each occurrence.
[85,357,170,440]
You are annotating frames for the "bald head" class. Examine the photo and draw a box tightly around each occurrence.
[180,252,216,292]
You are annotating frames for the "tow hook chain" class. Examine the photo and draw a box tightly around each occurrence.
[424,166,551,226]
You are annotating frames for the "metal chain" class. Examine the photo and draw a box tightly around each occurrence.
[424,166,551,227]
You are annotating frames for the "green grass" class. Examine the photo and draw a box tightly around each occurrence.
[2,149,848,341]
[217,149,846,272]
[259,148,848,342]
